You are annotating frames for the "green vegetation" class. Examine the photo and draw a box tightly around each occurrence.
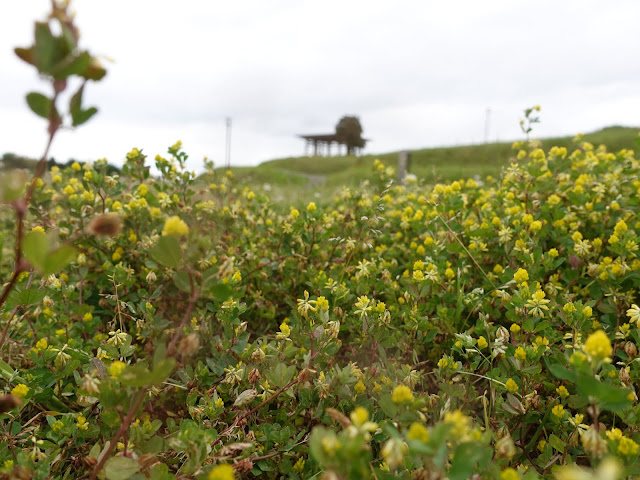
[4,128,640,480]
[3,2,640,479]
[224,126,639,198]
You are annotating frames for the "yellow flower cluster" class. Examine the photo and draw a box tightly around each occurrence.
[208,464,235,480]
[11,384,29,399]
[391,385,414,404]
[407,422,429,442]
[505,378,519,393]
[583,330,612,361]
[162,216,189,236]
[513,268,528,284]
[109,361,126,379]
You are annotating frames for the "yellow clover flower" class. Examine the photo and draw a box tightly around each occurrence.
[583,330,612,361]
[407,422,429,443]
[513,268,529,284]
[208,464,235,480]
[505,378,519,393]
[162,216,189,236]
[11,384,29,399]
[391,385,414,404]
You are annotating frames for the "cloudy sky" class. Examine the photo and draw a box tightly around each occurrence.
[2,1,640,171]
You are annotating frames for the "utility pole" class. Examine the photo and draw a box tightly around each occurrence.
[484,107,491,144]
[225,117,232,169]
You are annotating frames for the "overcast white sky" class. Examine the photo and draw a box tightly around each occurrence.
[2,1,640,170]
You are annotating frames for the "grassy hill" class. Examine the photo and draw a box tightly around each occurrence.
[226,126,639,200]
[4,126,638,203]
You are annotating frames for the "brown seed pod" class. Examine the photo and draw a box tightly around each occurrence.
[0,394,21,413]
[624,341,637,358]
[248,368,262,384]
[86,213,121,236]
[234,458,254,474]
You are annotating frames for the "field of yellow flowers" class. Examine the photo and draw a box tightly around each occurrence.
[2,2,640,479]
[2,135,640,479]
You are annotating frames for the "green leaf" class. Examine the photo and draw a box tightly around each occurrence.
[72,106,98,127]
[121,357,175,388]
[69,84,99,127]
[548,433,565,452]
[143,436,165,456]
[60,24,78,53]
[33,22,59,73]
[377,393,398,418]
[547,362,576,383]
[449,443,492,480]
[14,46,36,66]
[202,281,233,302]
[82,59,107,81]
[51,51,92,79]
[17,288,46,306]
[149,358,176,385]
[309,427,331,465]
[88,442,101,459]
[149,236,181,268]
[22,230,49,270]
[43,245,76,275]
[150,463,170,480]
[0,359,19,381]
[267,363,295,388]
[173,271,191,292]
[70,84,84,117]
[576,375,633,412]
[120,363,152,387]
[26,92,52,119]
[104,456,140,480]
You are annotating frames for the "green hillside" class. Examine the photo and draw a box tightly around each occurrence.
[226,126,639,199]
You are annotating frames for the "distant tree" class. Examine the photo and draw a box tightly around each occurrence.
[335,115,365,155]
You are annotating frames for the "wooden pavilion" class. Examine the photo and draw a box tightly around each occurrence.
[298,133,367,157]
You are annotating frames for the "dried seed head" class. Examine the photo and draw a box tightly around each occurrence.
[178,334,200,357]
[496,326,510,343]
[495,435,516,459]
[619,367,631,385]
[580,428,606,458]
[248,368,262,384]
[234,459,254,475]
[87,213,121,236]
[251,347,265,363]
[624,341,637,358]
[146,271,157,285]
[530,394,542,409]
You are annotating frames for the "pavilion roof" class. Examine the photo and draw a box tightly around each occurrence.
[298,133,340,142]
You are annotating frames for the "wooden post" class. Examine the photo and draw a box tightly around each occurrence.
[398,150,411,185]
